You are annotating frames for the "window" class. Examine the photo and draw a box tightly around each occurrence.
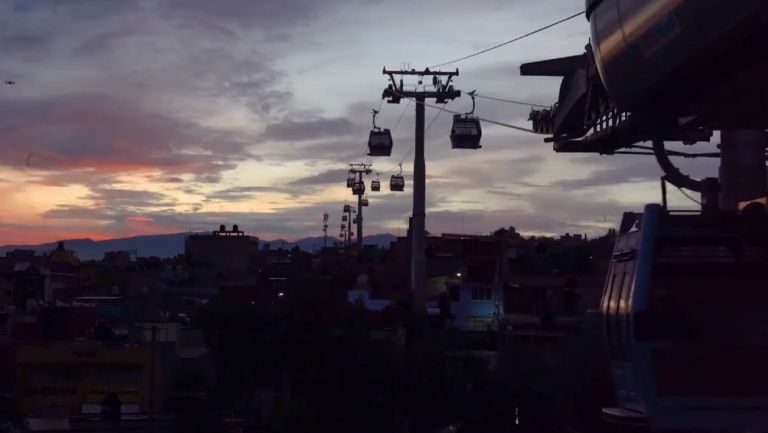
[471,287,493,301]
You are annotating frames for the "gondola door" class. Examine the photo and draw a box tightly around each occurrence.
[605,238,644,415]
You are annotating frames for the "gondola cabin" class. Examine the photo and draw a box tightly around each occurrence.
[343,204,351,213]
[390,174,405,192]
[342,215,347,222]
[351,180,365,196]
[368,129,393,157]
[450,115,482,149]
[361,197,369,207]
[371,179,381,192]
[346,172,355,188]
[601,203,768,431]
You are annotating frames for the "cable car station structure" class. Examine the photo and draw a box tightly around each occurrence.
[521,2,768,431]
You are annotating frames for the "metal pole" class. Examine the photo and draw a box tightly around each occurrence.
[149,325,156,430]
[412,94,426,311]
[357,172,364,249]
[323,213,328,249]
[347,208,353,247]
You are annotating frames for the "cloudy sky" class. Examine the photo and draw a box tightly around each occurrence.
[0,0,717,244]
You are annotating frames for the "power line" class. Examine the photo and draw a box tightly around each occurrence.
[429,10,585,68]
[474,93,550,109]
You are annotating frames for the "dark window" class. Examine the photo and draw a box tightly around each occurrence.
[448,285,460,302]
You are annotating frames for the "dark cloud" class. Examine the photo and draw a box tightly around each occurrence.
[550,150,720,190]
[206,186,288,202]
[73,28,136,57]
[11,0,139,18]
[268,138,371,163]
[0,93,253,180]
[43,187,176,221]
[165,49,292,117]
[42,206,112,220]
[158,0,327,30]
[194,173,224,184]
[29,170,116,187]
[487,189,522,198]
[552,161,661,189]
[262,117,357,142]
[526,190,637,224]
[289,168,350,186]
[32,176,629,241]
[156,176,185,184]
[428,154,546,192]
[0,33,50,62]
[86,187,176,209]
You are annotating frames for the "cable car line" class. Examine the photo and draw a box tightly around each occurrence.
[675,184,703,205]
[428,10,585,69]
[473,93,550,109]
[382,101,450,175]
[392,99,412,133]
[630,144,721,158]
[390,88,535,133]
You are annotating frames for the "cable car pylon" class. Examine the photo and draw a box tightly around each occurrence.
[381,67,462,312]
[346,163,373,250]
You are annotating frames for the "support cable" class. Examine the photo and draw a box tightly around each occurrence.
[473,93,550,109]
[384,101,449,174]
[429,10,585,68]
[390,88,535,133]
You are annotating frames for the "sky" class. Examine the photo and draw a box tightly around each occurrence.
[0,0,718,245]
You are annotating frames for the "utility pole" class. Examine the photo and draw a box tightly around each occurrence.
[357,171,364,248]
[348,208,355,247]
[341,204,355,248]
[382,67,461,311]
[322,212,329,248]
[347,163,373,250]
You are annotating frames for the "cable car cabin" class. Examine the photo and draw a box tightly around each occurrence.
[342,215,347,222]
[351,180,365,196]
[343,204,351,213]
[601,203,768,432]
[346,172,355,188]
[368,129,393,157]
[361,197,369,207]
[390,174,405,192]
[371,180,381,192]
[450,115,482,149]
